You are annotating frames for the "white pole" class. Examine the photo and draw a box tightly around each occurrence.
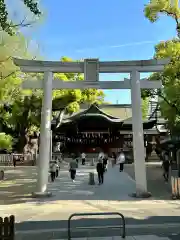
[35,71,53,195]
[130,70,148,194]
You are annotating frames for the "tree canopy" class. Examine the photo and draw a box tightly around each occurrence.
[0,42,105,152]
[144,0,180,37]
[0,0,41,35]
[143,0,180,134]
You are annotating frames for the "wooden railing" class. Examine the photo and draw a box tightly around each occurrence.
[0,215,15,240]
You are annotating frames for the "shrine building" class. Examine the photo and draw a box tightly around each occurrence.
[51,103,167,157]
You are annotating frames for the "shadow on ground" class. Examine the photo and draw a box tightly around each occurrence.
[0,163,173,205]
[15,215,180,239]
[124,163,172,200]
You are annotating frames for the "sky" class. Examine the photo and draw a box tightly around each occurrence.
[26,0,177,104]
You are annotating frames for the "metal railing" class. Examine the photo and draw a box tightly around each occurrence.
[68,212,126,239]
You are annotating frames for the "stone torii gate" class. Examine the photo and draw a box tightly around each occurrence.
[13,58,168,197]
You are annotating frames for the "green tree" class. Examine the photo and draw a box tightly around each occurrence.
[0,29,41,151]
[0,132,12,151]
[1,54,105,152]
[144,0,180,37]
[0,132,12,150]
[143,1,180,134]
[0,0,41,35]
[142,97,149,119]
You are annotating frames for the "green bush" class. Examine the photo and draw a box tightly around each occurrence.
[0,133,12,150]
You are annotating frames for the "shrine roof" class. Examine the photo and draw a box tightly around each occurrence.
[64,103,120,122]
[59,103,132,121]
[53,103,157,133]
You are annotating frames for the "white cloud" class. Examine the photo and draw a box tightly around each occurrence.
[75,40,163,53]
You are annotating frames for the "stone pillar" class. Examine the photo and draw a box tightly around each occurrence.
[33,72,53,197]
[130,71,150,197]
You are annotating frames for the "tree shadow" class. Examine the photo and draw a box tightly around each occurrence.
[0,163,174,205]
[15,214,180,239]
[0,166,37,205]
[124,163,172,200]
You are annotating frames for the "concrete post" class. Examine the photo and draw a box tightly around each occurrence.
[33,72,53,197]
[130,71,150,197]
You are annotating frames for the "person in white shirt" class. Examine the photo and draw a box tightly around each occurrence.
[81,152,86,165]
[98,151,104,160]
[49,161,56,182]
[117,150,125,172]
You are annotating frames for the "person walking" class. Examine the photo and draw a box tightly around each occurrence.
[49,161,56,182]
[117,150,125,172]
[12,154,17,167]
[69,158,78,182]
[96,159,104,185]
[55,161,60,178]
[111,152,116,167]
[81,152,86,165]
[162,152,170,182]
[98,150,104,160]
[103,155,108,172]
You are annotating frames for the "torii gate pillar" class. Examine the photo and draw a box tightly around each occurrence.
[35,72,53,196]
[130,71,148,195]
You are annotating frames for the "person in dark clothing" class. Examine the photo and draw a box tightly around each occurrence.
[112,152,116,167]
[96,159,104,185]
[162,152,170,182]
[69,159,78,182]
[13,154,17,167]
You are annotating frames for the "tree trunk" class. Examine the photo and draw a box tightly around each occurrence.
[15,106,29,153]
[16,127,28,153]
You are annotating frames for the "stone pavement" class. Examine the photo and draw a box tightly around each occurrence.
[55,236,171,240]
[1,164,180,239]
[47,163,136,201]
[1,164,180,222]
[124,163,172,200]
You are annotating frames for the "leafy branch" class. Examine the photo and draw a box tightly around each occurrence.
[0,0,41,35]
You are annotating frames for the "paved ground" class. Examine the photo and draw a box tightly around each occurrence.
[0,166,37,204]
[0,162,172,204]
[0,163,135,203]
[51,236,179,240]
[124,163,172,200]
[1,163,180,239]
